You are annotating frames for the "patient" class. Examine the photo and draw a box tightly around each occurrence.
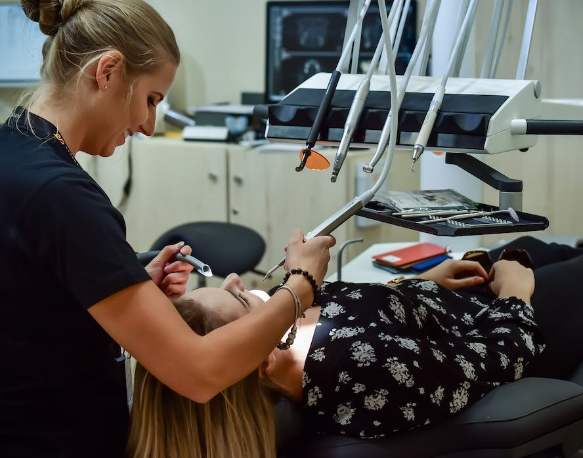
[126,237,563,458]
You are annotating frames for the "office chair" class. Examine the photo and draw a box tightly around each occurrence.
[148,221,266,287]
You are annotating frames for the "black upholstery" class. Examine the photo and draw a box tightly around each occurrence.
[150,221,266,280]
[278,362,583,458]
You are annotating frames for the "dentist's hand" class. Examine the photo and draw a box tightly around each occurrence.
[284,228,336,286]
[146,241,194,298]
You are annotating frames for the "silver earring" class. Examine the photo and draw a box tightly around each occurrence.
[104,84,108,89]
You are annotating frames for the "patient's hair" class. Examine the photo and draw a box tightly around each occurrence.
[126,295,277,458]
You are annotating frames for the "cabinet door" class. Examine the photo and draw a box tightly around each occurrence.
[123,138,228,252]
[227,145,346,288]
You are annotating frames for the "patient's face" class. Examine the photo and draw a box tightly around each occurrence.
[184,273,265,323]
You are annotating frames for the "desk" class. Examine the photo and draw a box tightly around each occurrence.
[326,242,465,283]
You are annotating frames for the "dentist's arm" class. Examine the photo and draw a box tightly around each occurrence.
[89,229,335,403]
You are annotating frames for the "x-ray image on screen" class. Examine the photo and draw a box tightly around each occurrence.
[265,1,417,103]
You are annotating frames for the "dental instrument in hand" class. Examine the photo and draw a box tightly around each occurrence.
[363,0,441,173]
[264,4,401,281]
[331,0,404,182]
[136,251,213,277]
[410,0,479,171]
[417,207,520,225]
[296,0,372,172]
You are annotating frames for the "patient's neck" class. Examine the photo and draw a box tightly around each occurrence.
[268,306,321,403]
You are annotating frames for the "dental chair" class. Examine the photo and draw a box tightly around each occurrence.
[276,360,583,458]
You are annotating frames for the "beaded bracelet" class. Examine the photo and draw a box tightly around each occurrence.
[276,284,302,350]
[282,268,320,306]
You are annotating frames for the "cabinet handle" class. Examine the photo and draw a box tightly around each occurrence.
[208,172,218,182]
[233,175,243,185]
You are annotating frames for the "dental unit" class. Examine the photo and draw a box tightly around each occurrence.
[264,0,401,279]
[259,0,583,275]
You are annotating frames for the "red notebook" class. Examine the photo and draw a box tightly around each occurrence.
[373,242,449,267]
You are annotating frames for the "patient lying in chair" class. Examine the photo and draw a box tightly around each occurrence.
[125,237,566,458]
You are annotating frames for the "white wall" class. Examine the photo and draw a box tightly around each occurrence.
[144,0,267,110]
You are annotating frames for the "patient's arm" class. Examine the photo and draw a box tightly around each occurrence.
[414,259,488,290]
[489,260,534,303]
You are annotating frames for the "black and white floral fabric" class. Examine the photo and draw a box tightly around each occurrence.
[301,280,545,439]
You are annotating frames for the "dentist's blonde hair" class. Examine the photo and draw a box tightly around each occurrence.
[18,0,180,112]
[126,295,277,458]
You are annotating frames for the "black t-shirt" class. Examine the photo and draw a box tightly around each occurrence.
[0,109,151,457]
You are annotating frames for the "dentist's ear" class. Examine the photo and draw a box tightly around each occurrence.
[259,351,277,380]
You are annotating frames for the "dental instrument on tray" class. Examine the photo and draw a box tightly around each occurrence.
[136,251,213,277]
[410,0,479,171]
[363,0,441,173]
[330,0,404,182]
[417,207,519,225]
[395,209,473,218]
[263,0,400,280]
[296,0,372,172]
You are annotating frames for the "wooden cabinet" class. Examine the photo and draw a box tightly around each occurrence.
[121,137,228,252]
[227,144,419,288]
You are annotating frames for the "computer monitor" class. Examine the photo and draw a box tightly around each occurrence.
[265,1,417,104]
[0,3,46,86]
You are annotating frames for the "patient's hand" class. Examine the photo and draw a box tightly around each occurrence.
[489,260,534,303]
[146,242,194,298]
[415,259,488,290]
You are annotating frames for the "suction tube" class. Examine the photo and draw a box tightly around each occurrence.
[136,251,213,277]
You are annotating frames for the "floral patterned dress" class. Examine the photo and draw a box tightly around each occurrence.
[301,280,545,439]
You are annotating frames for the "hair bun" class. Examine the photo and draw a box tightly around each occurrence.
[21,0,84,36]
[20,0,42,23]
